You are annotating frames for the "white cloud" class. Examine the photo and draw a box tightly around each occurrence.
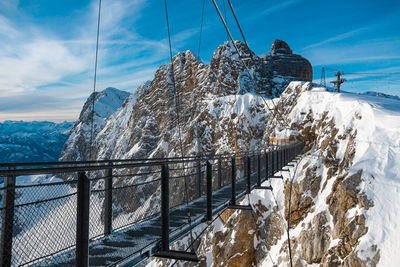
[0,0,200,121]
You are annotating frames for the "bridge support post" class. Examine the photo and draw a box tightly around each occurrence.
[230,157,236,205]
[218,157,222,189]
[104,163,113,236]
[265,152,269,180]
[271,150,275,175]
[284,147,287,165]
[283,148,286,166]
[160,164,169,252]
[76,172,90,267]
[154,163,199,262]
[257,155,261,187]
[246,156,251,194]
[206,161,212,221]
[197,159,202,197]
[1,167,15,267]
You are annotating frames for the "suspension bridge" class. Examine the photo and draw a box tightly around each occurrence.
[0,142,304,266]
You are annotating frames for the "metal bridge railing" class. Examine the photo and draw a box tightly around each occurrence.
[0,142,304,266]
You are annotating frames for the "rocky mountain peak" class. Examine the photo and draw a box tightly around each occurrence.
[79,87,130,122]
[211,41,252,61]
[265,40,313,81]
[60,87,129,161]
[268,39,293,55]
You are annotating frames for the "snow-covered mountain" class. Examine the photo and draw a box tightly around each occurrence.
[169,82,400,267]
[61,40,312,163]
[59,87,130,161]
[57,39,314,241]
[0,120,74,163]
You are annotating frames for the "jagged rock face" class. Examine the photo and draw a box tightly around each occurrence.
[61,43,278,213]
[259,82,383,265]
[265,39,313,82]
[299,212,331,264]
[62,40,313,163]
[60,87,129,161]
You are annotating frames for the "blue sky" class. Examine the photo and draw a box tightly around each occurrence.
[0,0,399,121]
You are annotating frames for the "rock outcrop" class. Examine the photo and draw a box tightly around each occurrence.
[264,39,313,82]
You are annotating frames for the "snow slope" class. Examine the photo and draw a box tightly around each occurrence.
[260,82,400,266]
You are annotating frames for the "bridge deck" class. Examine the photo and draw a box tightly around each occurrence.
[53,173,263,266]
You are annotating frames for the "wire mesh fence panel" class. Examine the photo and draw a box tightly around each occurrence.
[112,169,162,232]
[10,175,78,266]
[219,157,232,187]
[168,160,204,209]
[261,153,267,182]
[211,159,220,192]
[89,181,105,240]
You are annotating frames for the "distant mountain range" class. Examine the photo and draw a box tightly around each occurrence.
[0,120,74,163]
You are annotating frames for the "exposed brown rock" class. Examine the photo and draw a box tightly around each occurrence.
[266,40,313,81]
[285,166,321,227]
[269,39,293,55]
[212,209,256,267]
[299,212,331,264]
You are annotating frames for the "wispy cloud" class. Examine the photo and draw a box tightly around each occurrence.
[0,0,19,12]
[299,26,370,52]
[304,37,400,66]
[261,0,303,16]
[0,0,198,121]
[241,0,304,23]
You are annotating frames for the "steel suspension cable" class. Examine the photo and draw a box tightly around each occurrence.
[211,0,237,46]
[197,0,206,59]
[164,0,195,252]
[211,0,291,130]
[224,0,291,129]
[221,0,229,40]
[226,0,247,47]
[89,0,102,160]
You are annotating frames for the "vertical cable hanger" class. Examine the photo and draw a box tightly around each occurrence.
[89,0,102,160]
[163,0,197,257]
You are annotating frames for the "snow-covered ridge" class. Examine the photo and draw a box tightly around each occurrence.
[265,82,400,265]
[59,87,130,161]
[185,82,400,266]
